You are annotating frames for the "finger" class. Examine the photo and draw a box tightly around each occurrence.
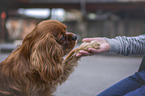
[79,50,91,55]
[76,53,82,57]
[88,48,103,54]
[82,38,97,42]
[76,50,92,57]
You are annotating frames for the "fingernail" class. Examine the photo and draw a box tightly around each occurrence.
[76,54,81,57]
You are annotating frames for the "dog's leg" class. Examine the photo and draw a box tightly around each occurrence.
[58,40,100,84]
[58,49,79,84]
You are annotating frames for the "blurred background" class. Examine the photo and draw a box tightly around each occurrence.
[0,0,145,96]
[1,0,145,43]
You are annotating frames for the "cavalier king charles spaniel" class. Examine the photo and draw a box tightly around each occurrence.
[0,20,100,96]
[0,20,79,96]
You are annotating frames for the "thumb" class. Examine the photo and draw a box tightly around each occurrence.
[82,38,97,42]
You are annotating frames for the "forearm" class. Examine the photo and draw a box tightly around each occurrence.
[105,34,145,56]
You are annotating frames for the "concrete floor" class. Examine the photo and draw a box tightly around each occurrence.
[0,53,142,96]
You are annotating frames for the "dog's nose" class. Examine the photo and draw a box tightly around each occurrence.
[72,35,77,41]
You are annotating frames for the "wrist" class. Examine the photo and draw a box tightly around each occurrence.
[104,37,121,54]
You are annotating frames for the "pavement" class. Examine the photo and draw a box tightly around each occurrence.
[0,43,17,53]
[0,44,143,96]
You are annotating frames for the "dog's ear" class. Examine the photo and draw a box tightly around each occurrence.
[30,34,64,82]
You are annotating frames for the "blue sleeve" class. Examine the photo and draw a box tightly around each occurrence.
[105,34,145,56]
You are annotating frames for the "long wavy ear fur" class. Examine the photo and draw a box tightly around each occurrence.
[30,34,64,82]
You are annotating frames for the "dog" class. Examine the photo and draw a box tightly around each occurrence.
[0,20,100,96]
[0,20,79,96]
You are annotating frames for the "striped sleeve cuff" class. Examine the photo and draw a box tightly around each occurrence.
[104,37,121,54]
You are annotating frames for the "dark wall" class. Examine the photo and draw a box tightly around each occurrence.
[64,19,145,41]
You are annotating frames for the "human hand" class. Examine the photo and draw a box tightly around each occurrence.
[76,37,110,57]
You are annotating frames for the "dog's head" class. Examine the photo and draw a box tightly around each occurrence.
[22,20,77,55]
[36,20,77,55]
[18,20,77,82]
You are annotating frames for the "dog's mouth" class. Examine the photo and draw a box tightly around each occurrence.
[61,34,77,55]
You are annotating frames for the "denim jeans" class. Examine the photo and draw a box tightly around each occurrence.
[97,70,145,96]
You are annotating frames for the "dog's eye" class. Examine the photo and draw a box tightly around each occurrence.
[60,35,65,41]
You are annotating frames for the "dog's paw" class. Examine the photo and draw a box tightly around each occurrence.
[79,40,100,51]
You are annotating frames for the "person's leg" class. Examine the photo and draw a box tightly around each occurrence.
[97,70,145,96]
[124,85,145,96]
